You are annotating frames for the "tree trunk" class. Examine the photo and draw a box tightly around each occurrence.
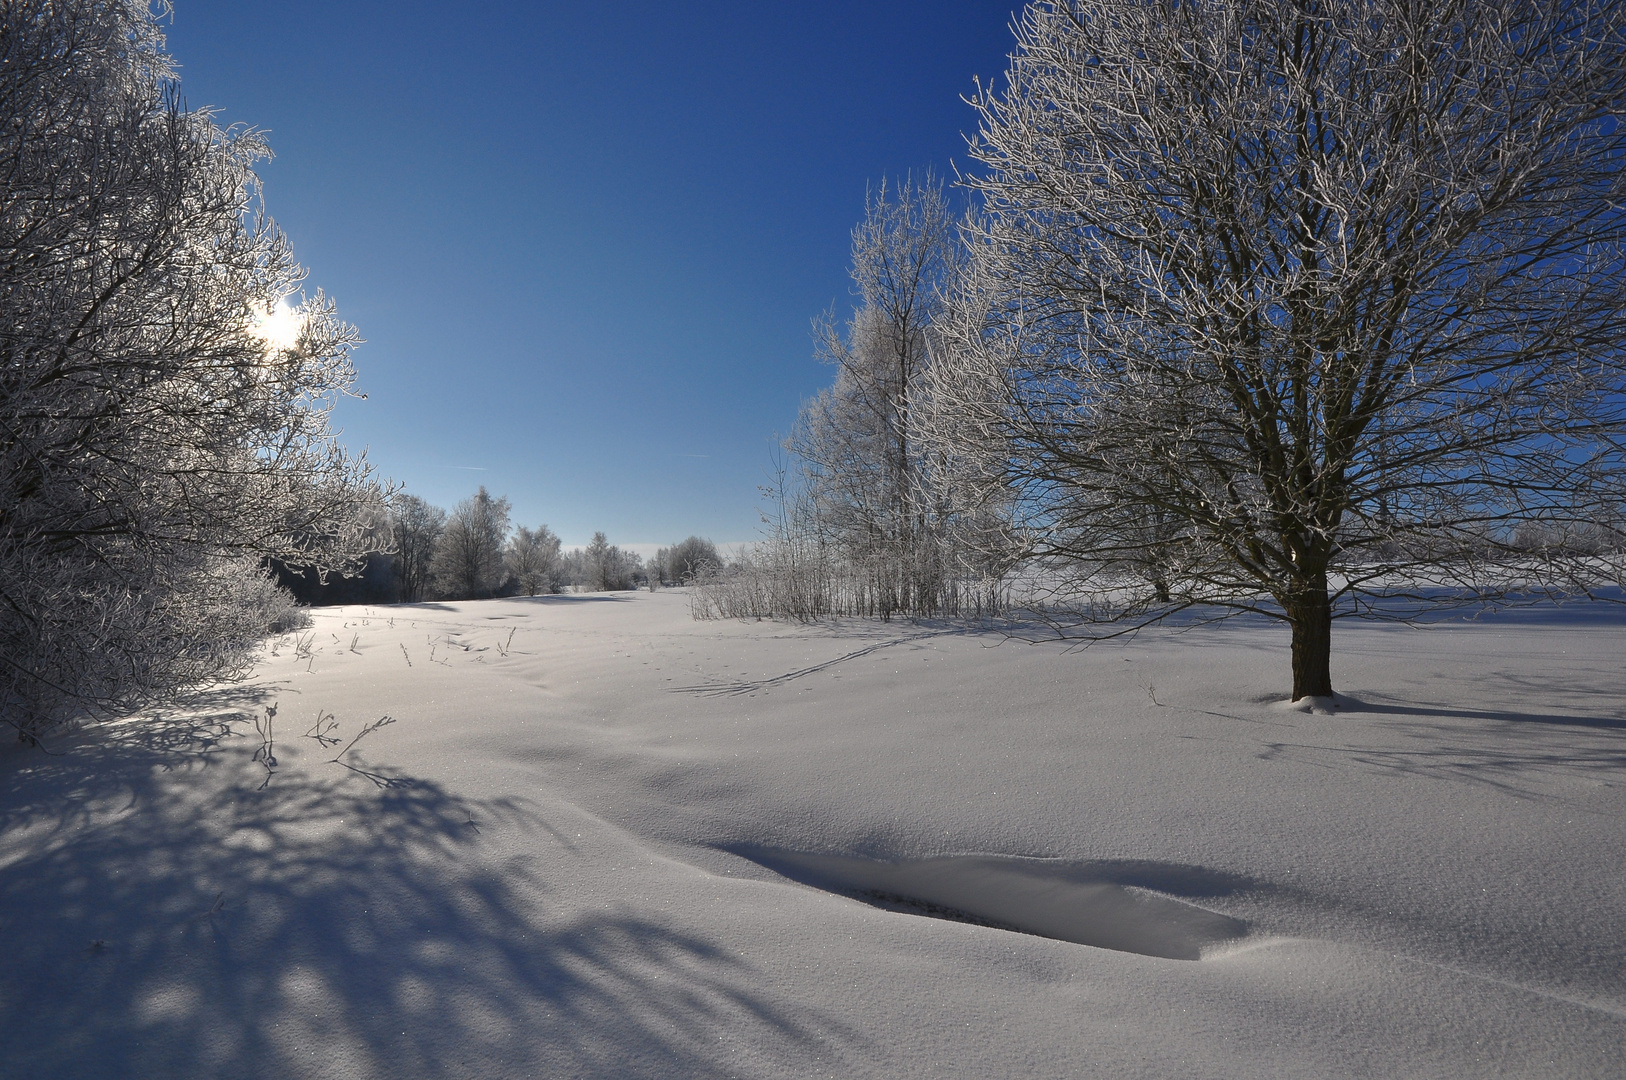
[1285,587,1333,700]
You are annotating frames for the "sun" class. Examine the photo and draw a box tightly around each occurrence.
[249,298,304,351]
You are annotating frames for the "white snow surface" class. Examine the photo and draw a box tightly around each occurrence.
[2,589,1623,1078]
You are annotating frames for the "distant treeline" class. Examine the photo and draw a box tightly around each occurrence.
[274,486,721,606]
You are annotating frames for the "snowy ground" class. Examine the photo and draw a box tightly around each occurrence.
[2,589,1623,1078]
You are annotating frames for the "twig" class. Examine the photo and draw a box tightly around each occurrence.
[302,710,341,748]
[329,715,396,763]
[399,643,412,667]
[191,892,226,923]
[328,715,404,787]
[252,704,278,787]
[331,758,411,788]
[3,716,64,755]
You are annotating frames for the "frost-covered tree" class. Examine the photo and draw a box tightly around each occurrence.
[391,494,446,603]
[782,173,1018,618]
[583,532,614,592]
[793,174,959,615]
[657,536,721,584]
[432,488,510,599]
[506,524,561,596]
[0,0,383,738]
[574,532,640,591]
[928,0,1626,699]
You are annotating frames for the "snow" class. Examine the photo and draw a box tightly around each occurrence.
[2,589,1623,1078]
[734,849,1250,959]
[1274,693,1341,714]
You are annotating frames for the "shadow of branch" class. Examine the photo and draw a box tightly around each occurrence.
[0,699,848,1078]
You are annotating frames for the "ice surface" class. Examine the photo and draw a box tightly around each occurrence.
[1,590,1622,1078]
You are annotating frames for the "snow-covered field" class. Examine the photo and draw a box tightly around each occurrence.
[2,590,1623,1078]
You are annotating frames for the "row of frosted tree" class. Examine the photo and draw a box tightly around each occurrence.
[381,487,718,603]
[699,0,1626,700]
[281,486,722,605]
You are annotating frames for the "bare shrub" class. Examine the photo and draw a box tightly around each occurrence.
[692,458,1012,621]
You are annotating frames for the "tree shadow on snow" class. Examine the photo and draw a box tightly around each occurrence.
[1254,695,1626,800]
[1337,694,1626,732]
[0,695,846,1079]
[942,592,1626,646]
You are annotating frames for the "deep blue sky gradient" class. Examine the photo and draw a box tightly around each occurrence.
[164,2,1018,549]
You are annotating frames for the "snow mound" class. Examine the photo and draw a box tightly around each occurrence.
[1274,694,1341,714]
[740,850,1249,960]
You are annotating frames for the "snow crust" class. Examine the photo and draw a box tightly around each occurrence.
[1,590,1623,1078]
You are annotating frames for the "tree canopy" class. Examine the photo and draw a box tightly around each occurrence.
[926,0,1626,697]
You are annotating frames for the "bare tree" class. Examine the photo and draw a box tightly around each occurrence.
[432,488,511,599]
[391,494,446,603]
[0,0,384,738]
[927,0,1626,699]
[506,524,561,596]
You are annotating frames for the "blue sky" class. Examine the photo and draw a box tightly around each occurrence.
[164,2,1017,550]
